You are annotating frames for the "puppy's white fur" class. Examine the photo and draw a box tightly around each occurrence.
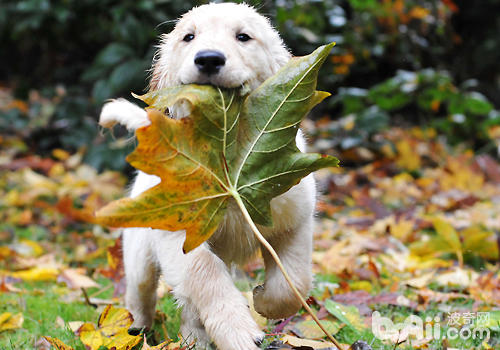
[100,3,316,350]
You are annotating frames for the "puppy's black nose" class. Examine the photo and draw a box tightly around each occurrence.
[194,50,226,75]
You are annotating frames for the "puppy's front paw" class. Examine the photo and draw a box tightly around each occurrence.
[204,308,263,350]
[253,284,301,320]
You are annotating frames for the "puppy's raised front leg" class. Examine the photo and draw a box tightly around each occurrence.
[154,232,263,350]
[99,99,150,131]
[253,215,314,319]
[122,228,160,334]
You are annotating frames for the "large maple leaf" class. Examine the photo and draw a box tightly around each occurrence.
[96,43,339,252]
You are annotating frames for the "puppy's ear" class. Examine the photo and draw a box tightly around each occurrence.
[267,32,292,74]
[256,18,291,74]
[149,60,162,91]
[148,34,170,91]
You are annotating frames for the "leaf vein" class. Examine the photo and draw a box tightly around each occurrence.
[234,56,323,185]
[158,129,227,189]
[237,167,310,191]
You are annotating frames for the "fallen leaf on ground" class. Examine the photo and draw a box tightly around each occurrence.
[281,334,339,349]
[293,319,342,339]
[6,267,59,281]
[57,268,99,289]
[43,336,75,350]
[434,267,479,288]
[9,239,44,257]
[67,321,85,332]
[404,271,435,288]
[243,291,267,328]
[0,312,24,332]
[324,300,366,332]
[76,305,141,350]
[96,237,125,297]
[416,288,470,306]
[431,217,463,266]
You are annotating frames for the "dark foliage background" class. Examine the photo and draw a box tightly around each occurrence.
[1,0,499,171]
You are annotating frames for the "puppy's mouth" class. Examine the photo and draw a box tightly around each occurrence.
[181,75,250,92]
[181,72,250,90]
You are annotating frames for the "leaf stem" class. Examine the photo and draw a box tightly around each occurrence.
[232,192,343,349]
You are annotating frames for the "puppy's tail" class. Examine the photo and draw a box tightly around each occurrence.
[99,99,149,131]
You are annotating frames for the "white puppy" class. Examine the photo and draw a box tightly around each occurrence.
[100,3,316,350]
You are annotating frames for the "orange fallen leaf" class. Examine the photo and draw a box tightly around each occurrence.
[43,336,75,350]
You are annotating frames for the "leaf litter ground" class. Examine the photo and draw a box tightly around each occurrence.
[1,78,500,350]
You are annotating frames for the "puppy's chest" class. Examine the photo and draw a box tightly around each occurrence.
[208,199,263,265]
[208,191,303,265]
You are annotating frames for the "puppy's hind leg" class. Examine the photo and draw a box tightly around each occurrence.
[253,215,314,320]
[123,228,160,335]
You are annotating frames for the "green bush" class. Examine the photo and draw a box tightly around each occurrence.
[330,69,499,151]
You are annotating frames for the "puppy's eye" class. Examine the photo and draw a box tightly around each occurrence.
[183,34,195,42]
[236,33,252,42]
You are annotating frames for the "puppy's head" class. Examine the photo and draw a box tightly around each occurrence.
[150,3,291,91]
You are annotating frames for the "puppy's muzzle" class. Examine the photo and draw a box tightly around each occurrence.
[194,50,226,75]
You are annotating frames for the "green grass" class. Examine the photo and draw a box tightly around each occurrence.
[1,279,499,349]
[0,280,183,350]
[0,282,97,349]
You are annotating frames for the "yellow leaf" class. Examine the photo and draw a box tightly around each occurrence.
[0,247,15,259]
[395,139,421,171]
[408,6,431,19]
[10,267,59,281]
[349,280,372,292]
[79,323,106,350]
[439,157,484,192]
[243,291,267,328]
[52,149,71,161]
[390,218,414,241]
[18,239,44,256]
[432,217,463,266]
[462,226,499,260]
[43,336,75,350]
[406,254,452,270]
[294,319,342,339]
[282,335,338,349]
[0,312,24,332]
[77,305,141,350]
